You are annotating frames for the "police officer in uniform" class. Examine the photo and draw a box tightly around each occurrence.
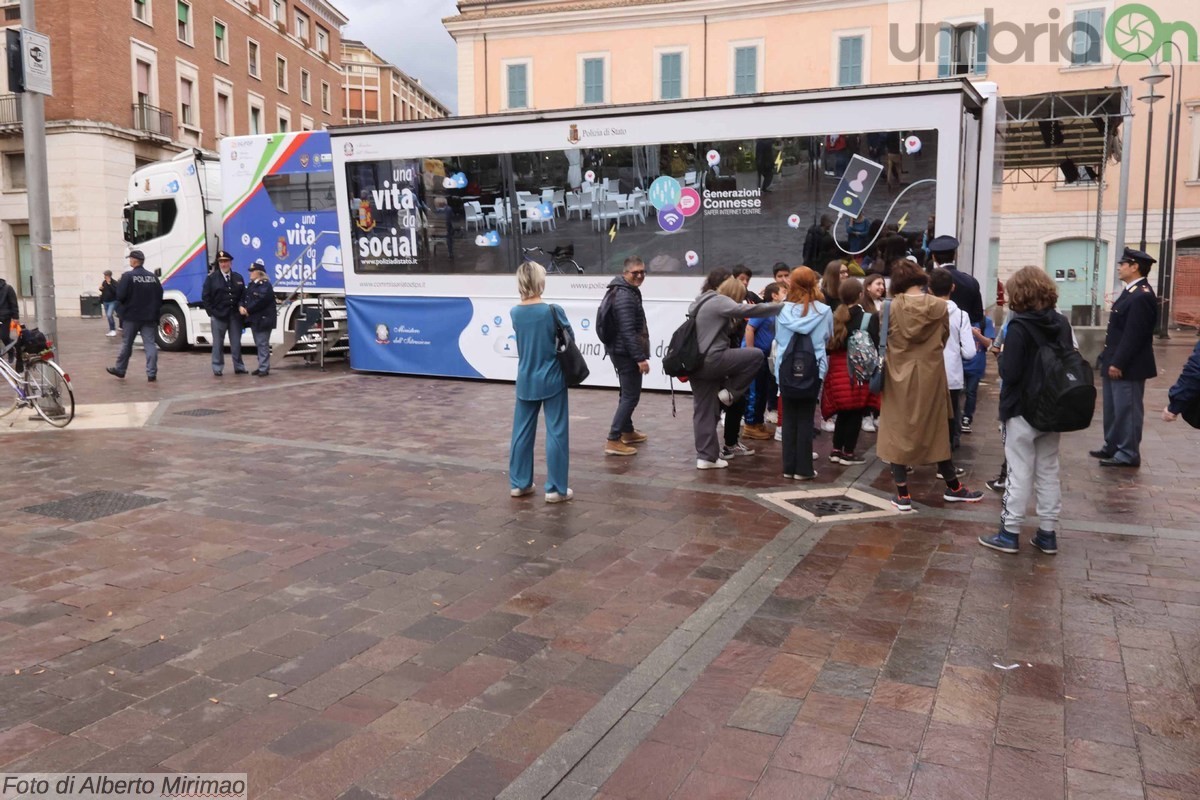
[107,250,163,382]
[1091,248,1158,467]
[201,249,247,376]
[239,259,277,377]
[928,235,985,326]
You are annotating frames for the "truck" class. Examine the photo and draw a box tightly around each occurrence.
[122,130,347,354]
[327,79,1002,389]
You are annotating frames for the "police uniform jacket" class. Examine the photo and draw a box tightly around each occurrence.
[115,266,164,325]
[241,278,278,332]
[1099,277,1157,381]
[202,268,245,319]
[942,264,985,326]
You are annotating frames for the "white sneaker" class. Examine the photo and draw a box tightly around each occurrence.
[774,428,782,441]
[718,389,734,406]
[821,417,837,432]
[765,410,778,424]
[696,458,729,470]
[720,442,755,459]
[510,485,534,498]
[545,488,574,504]
[861,416,877,432]
[105,330,117,337]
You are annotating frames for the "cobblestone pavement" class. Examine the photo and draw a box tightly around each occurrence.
[1,319,1198,799]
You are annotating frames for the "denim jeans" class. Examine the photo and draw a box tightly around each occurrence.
[114,319,157,378]
[102,301,117,332]
[607,353,642,440]
[962,371,983,421]
[210,315,245,374]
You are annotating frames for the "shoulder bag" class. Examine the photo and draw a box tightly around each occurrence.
[552,305,590,387]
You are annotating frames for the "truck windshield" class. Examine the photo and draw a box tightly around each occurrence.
[263,172,336,213]
[125,199,178,244]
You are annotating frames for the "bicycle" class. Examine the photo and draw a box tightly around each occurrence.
[522,244,584,275]
[0,337,75,428]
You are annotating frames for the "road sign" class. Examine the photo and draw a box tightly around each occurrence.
[21,29,51,96]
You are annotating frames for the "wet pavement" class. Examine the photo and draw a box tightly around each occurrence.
[1,319,1198,800]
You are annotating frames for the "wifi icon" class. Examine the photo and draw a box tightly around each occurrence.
[658,207,684,232]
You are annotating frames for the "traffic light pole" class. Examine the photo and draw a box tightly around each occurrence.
[20,0,57,351]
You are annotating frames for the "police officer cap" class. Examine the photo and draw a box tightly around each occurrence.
[249,259,267,273]
[1119,247,1156,269]
[927,235,959,254]
[217,250,234,261]
[127,249,145,262]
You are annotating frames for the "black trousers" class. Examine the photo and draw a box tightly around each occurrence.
[781,394,819,476]
[832,410,865,453]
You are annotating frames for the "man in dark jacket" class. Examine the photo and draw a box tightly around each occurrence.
[107,250,163,381]
[0,276,18,355]
[201,249,247,376]
[1162,338,1200,425]
[928,235,984,325]
[238,259,277,377]
[99,270,118,336]
[802,214,835,268]
[603,256,650,456]
[1091,248,1158,467]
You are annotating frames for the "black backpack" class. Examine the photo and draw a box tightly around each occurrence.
[1013,318,1096,433]
[778,330,821,400]
[595,286,618,348]
[17,326,48,354]
[662,294,717,378]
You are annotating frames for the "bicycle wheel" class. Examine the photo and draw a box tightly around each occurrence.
[26,359,74,428]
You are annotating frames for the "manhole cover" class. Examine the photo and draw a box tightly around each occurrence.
[789,497,869,517]
[175,408,227,417]
[22,491,166,522]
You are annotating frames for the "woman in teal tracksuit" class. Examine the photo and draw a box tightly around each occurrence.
[509,260,574,504]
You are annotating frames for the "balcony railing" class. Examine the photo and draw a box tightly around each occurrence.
[131,102,172,138]
[0,94,22,128]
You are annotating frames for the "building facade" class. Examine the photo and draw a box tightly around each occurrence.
[444,0,1200,322]
[0,0,348,318]
[342,39,451,125]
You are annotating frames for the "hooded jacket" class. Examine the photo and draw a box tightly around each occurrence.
[604,276,649,361]
[1000,308,1074,422]
[0,278,18,323]
[775,300,833,385]
[1167,338,1200,417]
[686,292,781,361]
[876,292,953,466]
[941,299,976,391]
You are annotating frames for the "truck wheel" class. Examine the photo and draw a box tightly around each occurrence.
[157,304,187,351]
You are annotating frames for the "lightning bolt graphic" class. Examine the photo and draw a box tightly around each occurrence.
[609,224,617,243]
[897,212,909,232]
[775,151,784,173]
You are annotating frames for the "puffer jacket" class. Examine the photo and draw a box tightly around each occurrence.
[822,305,881,418]
[605,276,649,361]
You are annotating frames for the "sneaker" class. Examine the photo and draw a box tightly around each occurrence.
[621,430,648,444]
[861,416,877,433]
[834,452,867,466]
[774,428,782,441]
[978,527,1019,554]
[105,330,117,337]
[510,485,534,498]
[828,449,845,463]
[545,489,574,504]
[1031,529,1058,554]
[813,451,819,460]
[105,367,125,379]
[718,388,734,406]
[961,417,973,434]
[147,376,156,382]
[720,442,756,459]
[821,417,837,432]
[936,467,966,479]
[891,495,914,512]
[605,439,638,457]
[791,472,817,481]
[986,478,1006,493]
[696,458,729,470]
[944,485,984,503]
[743,424,773,441]
[765,410,778,424]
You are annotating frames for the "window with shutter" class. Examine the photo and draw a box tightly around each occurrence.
[838,36,863,86]
[734,47,757,94]
[660,52,682,100]
[583,58,605,104]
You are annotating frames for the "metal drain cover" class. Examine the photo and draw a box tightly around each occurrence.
[789,497,868,517]
[22,491,166,522]
[175,408,227,417]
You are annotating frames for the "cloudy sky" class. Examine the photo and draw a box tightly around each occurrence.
[339,0,461,113]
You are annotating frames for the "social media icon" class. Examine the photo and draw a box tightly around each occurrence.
[658,207,684,233]
[787,214,801,229]
[648,176,683,210]
[685,250,699,267]
[706,150,721,166]
[679,188,701,218]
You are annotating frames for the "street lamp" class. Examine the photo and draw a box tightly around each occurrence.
[1154,44,1185,337]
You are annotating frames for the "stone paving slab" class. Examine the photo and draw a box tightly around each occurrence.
[0,319,1197,799]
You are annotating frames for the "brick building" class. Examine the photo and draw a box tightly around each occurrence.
[0,0,348,318]
[342,39,450,125]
